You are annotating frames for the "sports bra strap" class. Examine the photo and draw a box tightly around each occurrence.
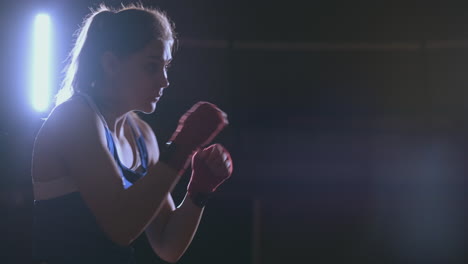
[76,91,110,130]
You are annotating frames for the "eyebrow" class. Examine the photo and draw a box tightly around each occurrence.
[147,56,172,63]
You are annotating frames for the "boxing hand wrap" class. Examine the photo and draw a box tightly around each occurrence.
[160,101,228,176]
[169,102,228,150]
[158,141,194,175]
[187,144,233,208]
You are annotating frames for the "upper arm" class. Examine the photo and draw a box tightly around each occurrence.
[44,100,126,237]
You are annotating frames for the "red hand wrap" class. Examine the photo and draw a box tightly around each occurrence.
[170,101,227,150]
[160,102,228,174]
[187,144,233,201]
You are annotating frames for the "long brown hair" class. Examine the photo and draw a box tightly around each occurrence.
[55,3,176,105]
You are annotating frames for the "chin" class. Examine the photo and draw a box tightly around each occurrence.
[139,102,157,114]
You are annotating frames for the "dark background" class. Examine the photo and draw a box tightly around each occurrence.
[1,0,468,263]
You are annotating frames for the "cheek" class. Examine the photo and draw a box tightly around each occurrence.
[120,68,151,92]
[132,67,154,87]
[115,67,136,88]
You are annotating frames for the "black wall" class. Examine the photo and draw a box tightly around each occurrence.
[1,1,468,263]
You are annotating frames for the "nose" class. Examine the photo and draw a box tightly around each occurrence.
[160,77,169,89]
[158,70,170,89]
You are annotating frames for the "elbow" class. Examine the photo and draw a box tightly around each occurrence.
[102,224,136,247]
[158,252,183,264]
[95,209,136,247]
[167,256,182,264]
[154,244,185,263]
[108,232,134,247]
[113,236,133,248]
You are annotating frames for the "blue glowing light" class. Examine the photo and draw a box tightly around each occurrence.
[32,14,52,112]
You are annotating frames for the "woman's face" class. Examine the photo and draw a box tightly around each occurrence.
[111,39,172,114]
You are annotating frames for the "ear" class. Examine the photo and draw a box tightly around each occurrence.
[100,51,120,76]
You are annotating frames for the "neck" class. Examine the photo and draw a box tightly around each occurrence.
[94,96,130,137]
[90,80,132,137]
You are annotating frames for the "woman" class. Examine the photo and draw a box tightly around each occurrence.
[31,4,233,264]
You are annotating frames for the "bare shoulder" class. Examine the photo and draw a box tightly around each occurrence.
[36,96,106,151]
[131,113,159,165]
[32,96,107,183]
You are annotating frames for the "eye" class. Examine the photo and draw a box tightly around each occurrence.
[165,63,172,70]
[146,62,159,72]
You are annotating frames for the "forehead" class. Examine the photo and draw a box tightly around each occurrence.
[140,39,172,61]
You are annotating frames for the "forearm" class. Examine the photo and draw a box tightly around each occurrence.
[156,193,205,262]
[110,162,181,245]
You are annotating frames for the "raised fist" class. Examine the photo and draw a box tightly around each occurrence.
[187,144,233,196]
[170,102,228,151]
[160,102,228,174]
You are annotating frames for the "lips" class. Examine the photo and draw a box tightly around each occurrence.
[150,91,163,102]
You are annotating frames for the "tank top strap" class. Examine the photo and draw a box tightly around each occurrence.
[76,92,110,130]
